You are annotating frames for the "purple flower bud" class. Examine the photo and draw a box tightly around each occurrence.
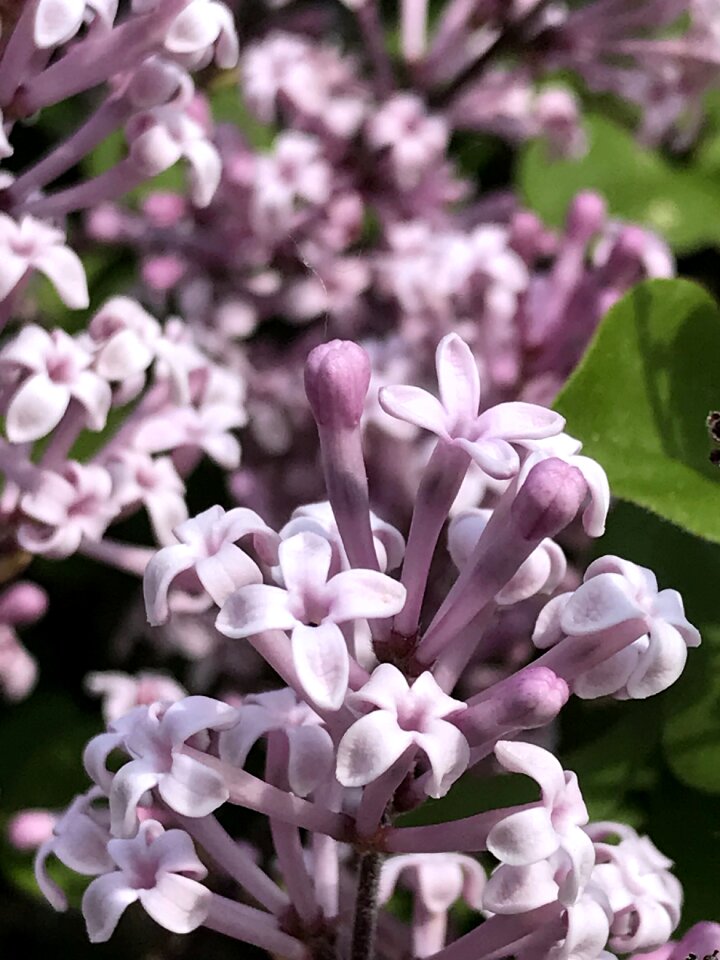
[511,458,587,540]
[502,666,569,729]
[304,340,371,428]
[0,581,48,625]
[566,190,606,243]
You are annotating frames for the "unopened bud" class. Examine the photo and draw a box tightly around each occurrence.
[304,340,371,428]
[512,458,587,540]
[0,582,48,625]
[566,190,606,244]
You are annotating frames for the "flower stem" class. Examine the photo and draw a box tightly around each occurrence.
[350,850,383,960]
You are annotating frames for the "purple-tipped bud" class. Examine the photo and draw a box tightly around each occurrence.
[566,190,606,243]
[0,582,48,625]
[502,667,569,729]
[512,458,587,540]
[600,226,647,287]
[668,922,720,960]
[304,340,371,428]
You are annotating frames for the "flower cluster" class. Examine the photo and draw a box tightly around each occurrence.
[34,335,716,959]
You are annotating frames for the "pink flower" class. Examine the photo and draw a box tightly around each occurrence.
[163,0,238,69]
[0,326,110,443]
[533,556,701,699]
[81,820,210,942]
[86,297,162,382]
[379,852,486,913]
[216,532,406,710]
[34,0,116,48]
[379,333,564,479]
[84,696,237,835]
[483,741,595,912]
[18,462,116,558]
[84,670,188,724]
[366,94,449,190]
[336,664,469,798]
[218,687,333,797]
[143,505,278,625]
[106,451,187,545]
[0,215,88,307]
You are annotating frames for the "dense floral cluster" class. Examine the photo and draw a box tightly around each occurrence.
[0,0,718,957]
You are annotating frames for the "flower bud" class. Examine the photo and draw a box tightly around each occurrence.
[304,340,371,428]
[0,582,48,624]
[566,190,606,243]
[511,458,587,540]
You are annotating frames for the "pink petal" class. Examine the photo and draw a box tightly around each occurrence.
[215,584,296,638]
[147,827,207,879]
[143,543,197,626]
[416,860,465,912]
[159,753,229,817]
[475,402,565,442]
[533,592,572,649]
[82,872,139,943]
[110,760,160,837]
[72,371,112,431]
[653,589,701,647]
[138,873,211,933]
[95,330,155,381]
[325,569,406,623]
[279,532,332,599]
[6,375,69,443]
[561,573,646,636]
[378,385,449,436]
[487,806,559,866]
[0,324,53,370]
[164,3,220,53]
[572,455,610,538]
[291,622,349,710]
[161,696,237,747]
[0,251,29,302]
[350,662,410,712]
[454,436,519,479]
[494,740,566,802]
[287,724,334,796]
[557,827,596,905]
[184,139,222,208]
[435,333,481,426]
[336,711,413,787]
[34,244,89,308]
[415,719,470,798]
[410,672,465,721]
[574,641,646,699]
[483,861,558,914]
[625,620,689,699]
[560,897,612,960]
[201,431,241,470]
[145,489,188,546]
[218,707,277,768]
[195,542,262,607]
[83,731,126,792]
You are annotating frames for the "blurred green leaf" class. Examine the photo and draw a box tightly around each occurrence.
[395,769,537,827]
[517,115,720,252]
[554,278,720,542]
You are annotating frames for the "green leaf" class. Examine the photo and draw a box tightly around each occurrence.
[517,115,720,252]
[554,278,720,543]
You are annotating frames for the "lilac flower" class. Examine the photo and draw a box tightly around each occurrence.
[105,451,187,545]
[336,663,469,798]
[0,581,46,702]
[33,0,117,48]
[84,696,237,835]
[216,531,406,709]
[379,332,564,478]
[483,741,595,912]
[143,505,278,625]
[366,94,449,190]
[35,787,114,911]
[84,670,187,724]
[0,326,110,443]
[162,0,238,69]
[0,215,88,307]
[218,687,334,797]
[18,462,116,558]
[86,296,162,381]
[588,823,682,953]
[533,556,701,699]
[81,819,210,942]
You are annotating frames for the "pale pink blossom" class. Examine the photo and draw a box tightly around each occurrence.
[216,532,406,709]
[379,333,563,478]
[81,820,210,942]
[366,94,449,190]
[0,326,109,443]
[143,505,277,625]
[0,215,88,307]
[84,696,237,835]
[379,852,486,912]
[34,0,117,48]
[163,0,239,70]
[336,663,469,798]
[533,556,701,699]
[483,741,595,912]
[84,670,188,724]
[86,297,162,382]
[106,450,187,545]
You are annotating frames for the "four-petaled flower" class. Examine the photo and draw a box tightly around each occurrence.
[533,555,701,700]
[483,740,595,913]
[0,326,110,443]
[336,663,469,798]
[216,532,406,710]
[84,696,237,836]
[0,215,88,308]
[81,820,210,942]
[379,332,564,478]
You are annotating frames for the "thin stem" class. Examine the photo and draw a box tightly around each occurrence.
[204,893,309,960]
[350,850,383,960]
